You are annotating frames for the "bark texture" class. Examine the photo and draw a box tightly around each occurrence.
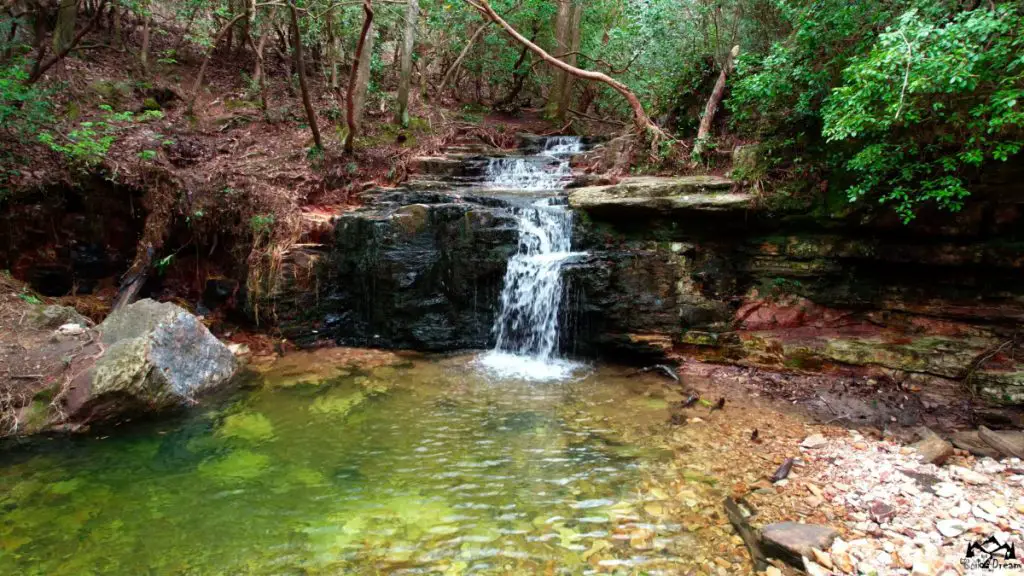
[395,0,418,126]
[52,0,77,55]
[693,45,740,159]
[289,0,323,149]
[345,0,375,153]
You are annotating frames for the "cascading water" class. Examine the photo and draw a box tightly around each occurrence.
[479,136,585,380]
[482,136,582,191]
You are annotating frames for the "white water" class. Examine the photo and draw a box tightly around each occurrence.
[478,136,586,381]
[482,136,583,191]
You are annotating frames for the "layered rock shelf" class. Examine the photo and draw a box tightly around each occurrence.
[257,137,1024,409]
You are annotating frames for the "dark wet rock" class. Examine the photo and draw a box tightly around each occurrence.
[900,469,941,493]
[63,299,238,424]
[202,278,239,310]
[760,522,838,568]
[257,193,520,350]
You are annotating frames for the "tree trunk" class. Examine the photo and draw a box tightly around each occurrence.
[52,0,77,55]
[252,15,271,82]
[188,13,249,110]
[274,25,294,95]
[395,0,417,126]
[556,2,582,119]
[496,24,538,109]
[140,2,151,75]
[693,45,739,159]
[436,20,489,93]
[110,2,121,48]
[240,0,253,56]
[28,0,107,84]
[465,0,659,135]
[288,0,323,149]
[344,0,374,154]
[325,6,339,89]
[226,0,235,54]
[252,9,274,109]
[544,0,571,119]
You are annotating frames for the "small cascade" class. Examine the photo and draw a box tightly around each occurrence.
[482,135,582,191]
[540,136,583,156]
[478,136,585,380]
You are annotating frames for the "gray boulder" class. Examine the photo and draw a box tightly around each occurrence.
[63,299,238,423]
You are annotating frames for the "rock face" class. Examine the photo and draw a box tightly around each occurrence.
[63,299,238,423]
[571,164,1024,406]
[255,190,519,350]
[568,176,746,215]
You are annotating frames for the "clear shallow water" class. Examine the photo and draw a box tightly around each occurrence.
[0,353,693,575]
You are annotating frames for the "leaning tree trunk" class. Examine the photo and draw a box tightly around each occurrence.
[693,45,739,161]
[436,20,490,94]
[344,0,374,154]
[288,0,323,149]
[395,0,417,126]
[188,13,249,111]
[252,11,273,109]
[465,0,660,136]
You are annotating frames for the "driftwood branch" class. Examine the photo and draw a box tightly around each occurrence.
[436,20,491,92]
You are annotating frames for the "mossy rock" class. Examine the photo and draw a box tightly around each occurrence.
[88,80,134,105]
[392,204,430,236]
[141,97,161,111]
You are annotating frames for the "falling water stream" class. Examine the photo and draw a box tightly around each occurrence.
[478,137,587,380]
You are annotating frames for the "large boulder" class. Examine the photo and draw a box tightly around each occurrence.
[63,299,238,423]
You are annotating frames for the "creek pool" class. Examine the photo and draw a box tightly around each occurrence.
[0,352,698,575]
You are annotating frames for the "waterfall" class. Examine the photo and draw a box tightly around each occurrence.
[540,136,583,156]
[482,136,582,191]
[478,136,585,381]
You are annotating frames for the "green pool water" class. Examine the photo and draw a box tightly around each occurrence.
[0,353,695,575]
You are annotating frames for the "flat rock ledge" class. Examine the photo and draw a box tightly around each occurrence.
[568,176,749,214]
[760,521,838,568]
